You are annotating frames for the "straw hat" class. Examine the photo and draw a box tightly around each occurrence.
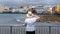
[26,11,34,17]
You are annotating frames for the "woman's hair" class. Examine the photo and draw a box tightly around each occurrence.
[27,8,37,14]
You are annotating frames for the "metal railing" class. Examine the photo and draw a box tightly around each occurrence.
[0,26,60,34]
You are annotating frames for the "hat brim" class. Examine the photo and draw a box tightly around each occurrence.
[26,14,33,17]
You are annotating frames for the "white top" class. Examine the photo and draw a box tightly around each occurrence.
[25,17,36,31]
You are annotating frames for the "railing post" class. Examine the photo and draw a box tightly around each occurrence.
[10,26,12,34]
[49,26,51,34]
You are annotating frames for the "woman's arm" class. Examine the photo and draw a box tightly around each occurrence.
[33,15,40,20]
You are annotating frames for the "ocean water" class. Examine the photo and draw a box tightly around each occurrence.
[0,14,26,24]
[0,14,60,26]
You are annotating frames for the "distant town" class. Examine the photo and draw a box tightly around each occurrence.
[0,4,60,15]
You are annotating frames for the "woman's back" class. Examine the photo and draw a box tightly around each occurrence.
[25,17,36,31]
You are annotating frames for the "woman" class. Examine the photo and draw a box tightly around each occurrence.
[23,11,40,34]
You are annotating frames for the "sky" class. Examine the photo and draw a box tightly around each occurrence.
[0,0,60,6]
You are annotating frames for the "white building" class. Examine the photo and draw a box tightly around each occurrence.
[0,4,9,13]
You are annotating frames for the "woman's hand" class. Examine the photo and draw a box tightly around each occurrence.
[22,22,27,27]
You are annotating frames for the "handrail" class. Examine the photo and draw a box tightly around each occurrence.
[0,26,60,34]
